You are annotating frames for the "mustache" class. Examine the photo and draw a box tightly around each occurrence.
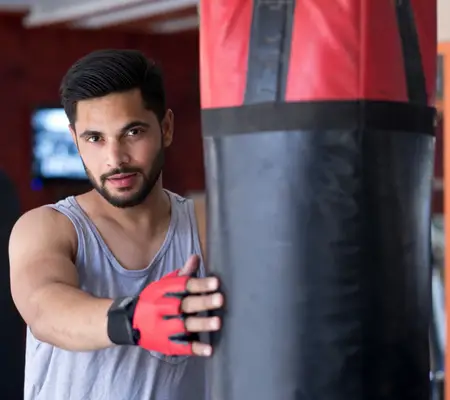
[101,167,143,182]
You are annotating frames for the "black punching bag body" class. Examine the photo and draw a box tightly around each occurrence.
[200,1,436,399]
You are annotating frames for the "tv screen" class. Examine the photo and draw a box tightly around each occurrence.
[32,108,87,180]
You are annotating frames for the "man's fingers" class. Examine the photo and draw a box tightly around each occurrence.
[185,316,221,332]
[192,342,213,357]
[178,255,200,277]
[181,293,224,313]
[186,276,219,293]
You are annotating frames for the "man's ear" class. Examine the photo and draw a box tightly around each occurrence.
[161,109,174,148]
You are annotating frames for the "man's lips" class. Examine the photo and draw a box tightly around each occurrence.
[107,172,137,180]
[106,173,138,188]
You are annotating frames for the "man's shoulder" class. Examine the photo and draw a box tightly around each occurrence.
[17,205,63,224]
[12,205,76,245]
[167,190,206,216]
[191,193,206,215]
[184,192,206,225]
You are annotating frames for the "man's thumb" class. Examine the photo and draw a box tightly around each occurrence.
[178,254,200,276]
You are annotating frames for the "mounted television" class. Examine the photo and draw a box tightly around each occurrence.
[32,107,88,181]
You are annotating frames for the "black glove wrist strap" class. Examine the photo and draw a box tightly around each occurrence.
[107,296,140,346]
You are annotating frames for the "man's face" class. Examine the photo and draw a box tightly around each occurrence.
[71,89,173,208]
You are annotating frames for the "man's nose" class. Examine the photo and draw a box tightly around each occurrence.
[106,141,130,168]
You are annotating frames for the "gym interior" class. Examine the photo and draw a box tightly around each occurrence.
[0,1,447,399]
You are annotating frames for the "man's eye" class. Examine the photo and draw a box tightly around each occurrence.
[127,128,141,136]
[87,136,100,143]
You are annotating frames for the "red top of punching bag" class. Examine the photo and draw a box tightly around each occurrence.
[199,0,436,109]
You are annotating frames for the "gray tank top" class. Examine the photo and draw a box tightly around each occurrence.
[24,190,209,400]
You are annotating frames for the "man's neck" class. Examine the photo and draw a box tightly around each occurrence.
[91,184,171,235]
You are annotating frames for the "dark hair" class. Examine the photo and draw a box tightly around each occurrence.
[60,49,166,125]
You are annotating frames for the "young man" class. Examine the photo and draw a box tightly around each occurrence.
[9,49,223,400]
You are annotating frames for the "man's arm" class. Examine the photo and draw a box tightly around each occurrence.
[9,206,113,352]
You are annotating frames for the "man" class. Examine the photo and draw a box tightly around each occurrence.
[9,49,223,400]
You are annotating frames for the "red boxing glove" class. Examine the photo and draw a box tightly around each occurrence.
[107,269,197,356]
[132,274,194,355]
[161,270,180,279]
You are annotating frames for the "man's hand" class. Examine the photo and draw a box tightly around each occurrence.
[110,255,223,356]
[177,255,223,356]
[178,254,202,276]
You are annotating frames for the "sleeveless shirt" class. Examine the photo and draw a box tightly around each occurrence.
[23,190,209,400]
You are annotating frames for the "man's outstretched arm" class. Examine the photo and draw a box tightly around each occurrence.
[9,206,114,351]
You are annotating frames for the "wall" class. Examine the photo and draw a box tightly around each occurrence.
[0,13,204,212]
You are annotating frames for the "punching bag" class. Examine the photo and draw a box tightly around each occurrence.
[200,1,436,399]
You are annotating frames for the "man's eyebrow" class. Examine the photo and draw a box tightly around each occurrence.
[119,121,150,135]
[78,121,150,139]
[79,129,102,139]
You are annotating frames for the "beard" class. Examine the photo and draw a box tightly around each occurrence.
[84,146,165,209]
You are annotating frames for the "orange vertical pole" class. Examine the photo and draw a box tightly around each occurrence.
[442,42,450,400]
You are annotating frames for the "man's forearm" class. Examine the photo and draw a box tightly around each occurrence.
[30,282,114,351]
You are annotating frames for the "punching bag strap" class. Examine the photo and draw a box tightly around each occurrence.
[244,0,296,104]
[395,0,428,105]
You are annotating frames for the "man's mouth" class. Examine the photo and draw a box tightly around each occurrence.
[106,172,138,188]
[108,172,137,181]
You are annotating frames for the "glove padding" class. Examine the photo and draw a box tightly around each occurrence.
[132,271,197,355]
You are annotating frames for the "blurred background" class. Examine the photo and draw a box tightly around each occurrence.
[0,1,446,399]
